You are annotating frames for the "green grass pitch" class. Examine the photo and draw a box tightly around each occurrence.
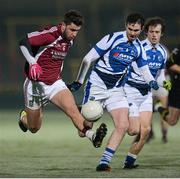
[0,109,180,178]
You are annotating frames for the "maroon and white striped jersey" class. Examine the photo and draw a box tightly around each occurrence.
[25,24,73,85]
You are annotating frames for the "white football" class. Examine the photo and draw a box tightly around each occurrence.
[81,100,103,122]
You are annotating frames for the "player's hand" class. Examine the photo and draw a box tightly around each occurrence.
[29,63,43,80]
[67,81,82,92]
[163,80,172,91]
[149,80,159,90]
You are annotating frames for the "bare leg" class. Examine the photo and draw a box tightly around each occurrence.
[51,89,85,131]
[166,107,180,125]
[129,111,152,154]
[107,108,129,150]
[123,111,152,168]
[158,96,169,142]
[51,89,107,147]
[20,107,43,133]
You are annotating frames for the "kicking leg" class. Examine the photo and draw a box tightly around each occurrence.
[51,89,107,147]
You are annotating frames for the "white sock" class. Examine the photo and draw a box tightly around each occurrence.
[128,152,137,159]
[85,129,94,141]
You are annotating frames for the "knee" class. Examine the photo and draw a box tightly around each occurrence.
[168,120,178,126]
[128,128,139,136]
[141,126,151,137]
[29,127,40,133]
[115,123,129,133]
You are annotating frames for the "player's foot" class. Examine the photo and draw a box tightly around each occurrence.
[96,163,112,172]
[18,110,28,132]
[123,164,139,169]
[92,123,107,148]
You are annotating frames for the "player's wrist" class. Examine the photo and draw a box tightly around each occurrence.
[28,57,37,65]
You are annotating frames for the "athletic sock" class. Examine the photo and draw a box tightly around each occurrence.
[124,152,137,166]
[99,147,115,165]
[85,129,94,141]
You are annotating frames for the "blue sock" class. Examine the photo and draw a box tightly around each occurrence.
[124,153,137,166]
[99,147,115,165]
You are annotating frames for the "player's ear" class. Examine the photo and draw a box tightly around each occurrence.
[61,22,66,32]
[141,25,144,31]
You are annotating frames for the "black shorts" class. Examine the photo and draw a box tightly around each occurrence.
[168,88,180,108]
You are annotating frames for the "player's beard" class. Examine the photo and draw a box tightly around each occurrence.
[62,30,72,41]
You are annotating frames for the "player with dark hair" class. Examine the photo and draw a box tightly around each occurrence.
[145,17,169,143]
[18,10,107,148]
[123,17,171,169]
[156,44,180,125]
[68,13,159,172]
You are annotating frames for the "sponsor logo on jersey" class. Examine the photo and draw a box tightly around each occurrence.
[51,50,67,60]
[148,62,162,68]
[112,52,134,61]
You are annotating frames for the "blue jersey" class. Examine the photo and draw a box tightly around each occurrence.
[77,31,156,90]
[127,39,167,94]
[94,31,147,73]
[90,31,148,89]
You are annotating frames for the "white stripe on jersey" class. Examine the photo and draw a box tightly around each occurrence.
[34,36,63,61]
[94,31,145,75]
[128,38,167,84]
[28,26,58,38]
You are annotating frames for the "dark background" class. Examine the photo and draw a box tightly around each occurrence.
[0,0,179,108]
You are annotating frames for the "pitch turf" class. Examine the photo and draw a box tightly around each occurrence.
[0,109,180,178]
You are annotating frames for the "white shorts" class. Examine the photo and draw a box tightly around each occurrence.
[83,83,129,112]
[124,84,153,117]
[23,78,67,110]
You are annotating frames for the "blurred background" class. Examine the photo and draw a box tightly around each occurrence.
[0,0,179,109]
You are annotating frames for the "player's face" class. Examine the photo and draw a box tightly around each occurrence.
[62,23,81,41]
[147,24,162,45]
[126,23,142,41]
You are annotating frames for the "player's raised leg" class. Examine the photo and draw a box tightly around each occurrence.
[51,89,107,147]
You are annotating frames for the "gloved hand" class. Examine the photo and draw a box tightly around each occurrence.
[149,80,159,90]
[67,81,82,92]
[29,63,43,80]
[163,80,172,91]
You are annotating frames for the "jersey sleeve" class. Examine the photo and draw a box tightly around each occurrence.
[76,48,100,84]
[136,44,148,68]
[136,43,155,83]
[93,33,115,57]
[27,26,59,46]
[161,45,169,69]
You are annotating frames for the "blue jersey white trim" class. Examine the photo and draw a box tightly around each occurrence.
[85,31,149,89]
[93,31,147,75]
[127,38,167,85]
[77,32,156,90]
